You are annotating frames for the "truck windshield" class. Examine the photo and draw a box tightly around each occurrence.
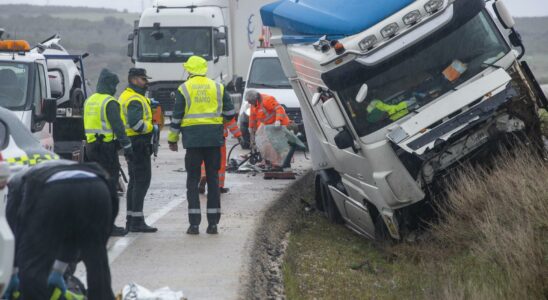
[247,57,291,89]
[138,27,212,62]
[337,11,510,137]
[0,62,29,110]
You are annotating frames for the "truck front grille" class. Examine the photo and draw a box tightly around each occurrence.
[149,81,183,114]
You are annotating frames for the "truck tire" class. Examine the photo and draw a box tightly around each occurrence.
[374,214,391,242]
[70,88,85,112]
[319,178,344,224]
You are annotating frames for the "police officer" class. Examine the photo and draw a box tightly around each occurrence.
[84,68,132,237]
[168,56,236,235]
[4,160,117,300]
[119,68,157,233]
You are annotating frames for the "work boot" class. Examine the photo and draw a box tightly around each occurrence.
[187,225,199,235]
[198,178,206,194]
[129,217,158,233]
[220,187,230,194]
[206,224,218,234]
[111,225,128,237]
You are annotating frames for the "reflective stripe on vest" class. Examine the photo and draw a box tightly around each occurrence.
[119,88,153,137]
[178,77,224,127]
[260,105,283,123]
[84,94,116,143]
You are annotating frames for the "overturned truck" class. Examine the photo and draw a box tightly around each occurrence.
[261,0,548,240]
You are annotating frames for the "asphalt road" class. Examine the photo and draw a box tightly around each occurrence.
[76,131,310,299]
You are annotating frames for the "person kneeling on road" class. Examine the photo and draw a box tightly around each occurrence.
[245,89,290,150]
[3,160,117,300]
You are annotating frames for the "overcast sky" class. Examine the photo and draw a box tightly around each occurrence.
[0,0,547,17]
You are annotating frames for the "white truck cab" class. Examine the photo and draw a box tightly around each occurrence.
[238,48,302,147]
[262,0,548,240]
[128,0,276,114]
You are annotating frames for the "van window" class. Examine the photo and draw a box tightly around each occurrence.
[247,57,291,89]
[0,62,29,110]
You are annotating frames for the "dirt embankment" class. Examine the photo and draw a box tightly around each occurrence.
[242,172,314,300]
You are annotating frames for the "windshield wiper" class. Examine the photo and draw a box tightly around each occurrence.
[251,83,290,88]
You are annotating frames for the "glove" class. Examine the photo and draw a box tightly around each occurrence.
[124,146,134,162]
[168,141,178,152]
[3,272,20,299]
[47,271,67,297]
[274,120,281,127]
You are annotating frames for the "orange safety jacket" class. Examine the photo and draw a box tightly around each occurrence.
[224,117,242,138]
[249,94,290,130]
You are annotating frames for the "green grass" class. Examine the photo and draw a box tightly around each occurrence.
[284,148,548,300]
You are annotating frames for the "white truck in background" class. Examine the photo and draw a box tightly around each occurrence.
[262,0,548,240]
[0,32,88,160]
[127,0,275,115]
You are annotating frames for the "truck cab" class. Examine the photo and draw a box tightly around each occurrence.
[262,0,547,240]
[0,37,86,161]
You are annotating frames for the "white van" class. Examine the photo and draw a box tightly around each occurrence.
[238,48,301,147]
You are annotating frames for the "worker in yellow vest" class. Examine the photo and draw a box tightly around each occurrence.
[168,56,236,235]
[83,68,132,237]
[118,68,157,233]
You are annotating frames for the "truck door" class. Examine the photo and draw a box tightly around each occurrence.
[213,27,230,84]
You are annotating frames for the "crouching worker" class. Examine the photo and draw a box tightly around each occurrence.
[3,160,117,300]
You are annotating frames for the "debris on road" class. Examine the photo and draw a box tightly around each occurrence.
[119,283,185,300]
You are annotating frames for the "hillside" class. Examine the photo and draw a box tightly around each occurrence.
[0,4,547,91]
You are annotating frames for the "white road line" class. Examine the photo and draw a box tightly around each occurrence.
[75,197,185,283]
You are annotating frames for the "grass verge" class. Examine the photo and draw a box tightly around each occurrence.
[283,149,548,299]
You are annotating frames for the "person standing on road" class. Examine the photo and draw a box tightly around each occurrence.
[168,55,236,235]
[245,89,290,149]
[119,68,157,233]
[199,117,243,194]
[3,160,117,300]
[84,68,133,237]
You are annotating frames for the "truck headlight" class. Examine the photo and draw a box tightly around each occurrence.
[381,23,399,39]
[403,10,422,25]
[358,35,378,51]
[424,0,444,14]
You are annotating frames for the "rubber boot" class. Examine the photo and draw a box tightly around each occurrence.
[129,216,158,233]
[111,224,128,237]
[206,224,218,234]
[220,187,230,194]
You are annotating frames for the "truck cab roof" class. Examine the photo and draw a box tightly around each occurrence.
[261,0,414,43]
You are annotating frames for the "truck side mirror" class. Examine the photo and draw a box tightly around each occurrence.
[235,77,244,93]
[355,83,368,103]
[43,99,57,123]
[493,0,515,29]
[321,98,346,129]
[215,31,227,40]
[127,42,134,58]
[334,128,354,150]
[0,120,9,151]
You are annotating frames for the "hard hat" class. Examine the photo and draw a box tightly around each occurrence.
[183,56,208,76]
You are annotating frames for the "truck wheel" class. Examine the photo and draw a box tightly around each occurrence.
[70,88,85,111]
[374,214,391,242]
[314,176,325,212]
[320,179,344,224]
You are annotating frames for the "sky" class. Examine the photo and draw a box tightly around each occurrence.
[0,0,547,17]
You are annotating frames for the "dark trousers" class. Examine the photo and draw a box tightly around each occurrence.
[14,179,114,300]
[127,134,152,218]
[86,141,120,216]
[185,147,221,226]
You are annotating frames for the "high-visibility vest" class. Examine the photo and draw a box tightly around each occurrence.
[119,88,153,137]
[249,94,289,130]
[177,76,224,128]
[367,100,409,122]
[83,93,118,143]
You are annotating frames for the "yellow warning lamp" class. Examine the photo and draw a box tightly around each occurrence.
[0,40,31,52]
